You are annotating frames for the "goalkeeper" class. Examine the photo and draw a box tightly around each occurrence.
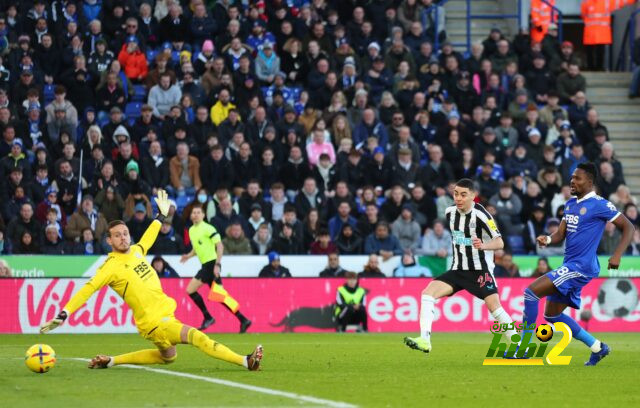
[40,190,262,371]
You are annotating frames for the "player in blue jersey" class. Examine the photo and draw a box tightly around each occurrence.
[522,163,634,365]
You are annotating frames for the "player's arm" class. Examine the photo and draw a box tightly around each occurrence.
[537,219,567,247]
[474,236,504,251]
[136,190,171,254]
[180,248,196,263]
[40,263,113,333]
[608,214,635,269]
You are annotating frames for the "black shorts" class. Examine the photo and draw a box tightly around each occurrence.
[435,269,498,300]
[195,261,222,286]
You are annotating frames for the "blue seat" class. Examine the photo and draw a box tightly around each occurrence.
[507,235,526,255]
[132,85,147,102]
[44,84,55,105]
[125,102,142,118]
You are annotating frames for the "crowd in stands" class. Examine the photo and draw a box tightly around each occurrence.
[0,0,638,261]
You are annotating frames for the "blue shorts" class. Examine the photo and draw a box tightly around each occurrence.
[544,265,592,309]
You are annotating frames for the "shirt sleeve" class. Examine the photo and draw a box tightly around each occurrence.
[63,260,114,315]
[476,208,502,239]
[597,199,621,223]
[136,219,161,255]
[209,224,221,245]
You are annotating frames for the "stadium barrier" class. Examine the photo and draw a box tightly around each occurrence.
[2,255,640,278]
[1,278,638,334]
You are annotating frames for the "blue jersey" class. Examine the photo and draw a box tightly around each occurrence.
[563,191,620,277]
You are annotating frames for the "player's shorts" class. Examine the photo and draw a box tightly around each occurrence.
[142,316,185,350]
[545,265,592,309]
[435,269,498,299]
[195,260,222,285]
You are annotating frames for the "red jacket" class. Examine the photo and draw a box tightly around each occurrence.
[118,45,148,80]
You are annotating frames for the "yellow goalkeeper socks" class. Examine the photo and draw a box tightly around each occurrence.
[112,349,170,365]
[188,328,246,367]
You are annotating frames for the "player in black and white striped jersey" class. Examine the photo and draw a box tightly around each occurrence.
[404,178,518,354]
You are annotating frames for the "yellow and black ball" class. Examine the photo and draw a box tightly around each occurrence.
[536,324,554,342]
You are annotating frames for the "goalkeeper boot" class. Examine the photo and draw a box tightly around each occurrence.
[585,343,610,366]
[404,336,431,353]
[198,316,215,331]
[246,345,263,371]
[88,355,112,369]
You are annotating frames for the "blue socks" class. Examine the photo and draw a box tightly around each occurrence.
[522,288,539,337]
[545,312,597,348]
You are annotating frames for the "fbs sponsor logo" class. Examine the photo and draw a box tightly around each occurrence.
[483,321,573,365]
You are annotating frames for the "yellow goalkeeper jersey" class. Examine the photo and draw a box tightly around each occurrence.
[62,220,177,334]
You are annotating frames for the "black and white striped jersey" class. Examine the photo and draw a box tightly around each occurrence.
[445,203,502,272]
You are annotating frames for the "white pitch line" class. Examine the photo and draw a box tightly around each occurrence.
[70,358,357,408]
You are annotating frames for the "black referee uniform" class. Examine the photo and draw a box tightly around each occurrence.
[436,203,502,299]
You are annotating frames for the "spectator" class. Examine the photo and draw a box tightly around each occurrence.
[319,252,346,277]
[222,222,252,255]
[6,203,41,248]
[41,225,67,255]
[537,218,565,256]
[259,251,292,277]
[493,251,520,277]
[523,206,548,254]
[530,257,553,278]
[394,251,432,277]
[489,182,523,235]
[328,201,358,241]
[418,219,452,257]
[152,256,180,278]
[364,221,403,260]
[295,177,326,221]
[14,231,39,254]
[335,271,368,332]
[169,142,201,197]
[556,63,586,104]
[148,73,181,120]
[391,203,421,251]
[150,220,184,255]
[0,258,11,275]
[251,223,273,255]
[359,254,386,277]
[70,228,103,255]
[598,222,621,255]
[210,89,236,126]
[64,195,109,243]
[504,144,537,179]
[310,229,338,255]
[597,161,623,201]
[271,222,305,255]
[255,42,280,85]
[126,202,152,243]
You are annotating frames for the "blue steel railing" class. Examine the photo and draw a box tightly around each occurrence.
[628,8,640,70]
[466,0,523,51]
[541,0,564,43]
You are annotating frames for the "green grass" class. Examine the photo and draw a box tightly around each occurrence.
[2,333,639,407]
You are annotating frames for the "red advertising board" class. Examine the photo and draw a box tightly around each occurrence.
[0,278,638,333]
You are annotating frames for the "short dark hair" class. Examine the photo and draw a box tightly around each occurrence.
[107,220,126,236]
[577,162,597,182]
[455,178,475,191]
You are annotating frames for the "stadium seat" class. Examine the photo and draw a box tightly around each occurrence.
[125,102,142,119]
[507,235,526,255]
[131,85,147,102]
[43,84,55,105]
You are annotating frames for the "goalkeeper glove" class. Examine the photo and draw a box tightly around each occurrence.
[40,311,68,334]
[154,189,170,221]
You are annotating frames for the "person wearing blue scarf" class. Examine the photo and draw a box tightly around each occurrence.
[255,42,280,85]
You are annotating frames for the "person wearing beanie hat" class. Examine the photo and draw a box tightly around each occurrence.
[259,251,292,277]
[181,204,253,333]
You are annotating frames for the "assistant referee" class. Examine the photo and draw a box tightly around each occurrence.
[180,203,252,333]
[404,178,518,354]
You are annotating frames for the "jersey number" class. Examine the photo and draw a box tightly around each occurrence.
[477,273,494,288]
[133,262,152,279]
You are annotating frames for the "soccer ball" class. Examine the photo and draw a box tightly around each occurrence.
[25,344,56,373]
[597,278,639,318]
[536,324,554,342]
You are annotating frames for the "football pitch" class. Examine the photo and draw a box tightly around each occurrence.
[2,333,639,408]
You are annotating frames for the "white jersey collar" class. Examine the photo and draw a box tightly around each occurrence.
[576,191,596,204]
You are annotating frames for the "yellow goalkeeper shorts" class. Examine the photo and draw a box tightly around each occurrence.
[142,316,184,350]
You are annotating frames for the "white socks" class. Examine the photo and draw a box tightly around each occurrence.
[591,340,602,353]
[420,295,435,340]
[491,307,518,341]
